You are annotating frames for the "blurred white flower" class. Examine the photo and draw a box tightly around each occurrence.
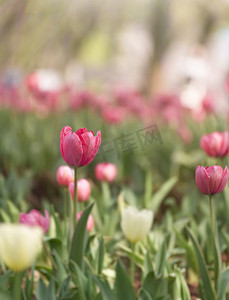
[121,206,153,243]
[34,69,62,92]
[0,224,43,272]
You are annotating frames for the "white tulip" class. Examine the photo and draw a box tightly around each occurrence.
[0,224,43,272]
[121,206,153,243]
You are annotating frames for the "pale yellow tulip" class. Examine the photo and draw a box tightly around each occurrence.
[121,206,153,243]
[0,224,43,272]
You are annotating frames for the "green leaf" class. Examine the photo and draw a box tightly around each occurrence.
[97,237,105,275]
[36,278,47,300]
[70,261,87,300]
[36,278,57,300]
[53,249,68,284]
[150,177,177,215]
[217,268,229,300]
[186,227,216,300]
[25,264,35,300]
[70,202,94,270]
[45,279,56,300]
[91,274,116,300]
[115,260,136,300]
[0,208,11,223]
[144,171,153,209]
[175,228,198,273]
[174,269,191,300]
[0,289,12,300]
[155,241,166,277]
[142,271,168,299]
[139,288,153,300]
[7,200,20,222]
[0,270,11,288]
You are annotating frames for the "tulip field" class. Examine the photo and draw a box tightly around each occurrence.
[0,83,229,300]
[1,1,229,299]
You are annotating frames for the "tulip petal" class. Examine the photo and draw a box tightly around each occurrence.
[195,166,211,194]
[216,166,229,193]
[62,131,83,166]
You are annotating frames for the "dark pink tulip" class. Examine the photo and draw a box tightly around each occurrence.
[68,179,91,202]
[95,162,117,182]
[195,165,229,195]
[19,209,50,234]
[200,131,229,157]
[56,165,74,186]
[77,211,94,231]
[60,126,101,167]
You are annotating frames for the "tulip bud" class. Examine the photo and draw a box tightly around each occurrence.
[95,162,117,182]
[56,165,74,186]
[77,211,94,231]
[121,206,153,243]
[19,209,50,234]
[60,126,101,167]
[0,224,43,272]
[200,131,229,157]
[195,165,229,195]
[68,179,91,202]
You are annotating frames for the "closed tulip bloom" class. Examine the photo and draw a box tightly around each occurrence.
[19,209,50,234]
[0,224,43,272]
[68,179,91,202]
[77,212,94,231]
[95,162,117,182]
[121,206,153,243]
[60,126,101,167]
[200,131,229,157]
[56,165,74,186]
[195,165,229,195]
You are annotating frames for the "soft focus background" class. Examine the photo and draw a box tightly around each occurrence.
[0,0,229,217]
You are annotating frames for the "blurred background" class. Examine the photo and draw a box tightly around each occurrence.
[0,0,229,213]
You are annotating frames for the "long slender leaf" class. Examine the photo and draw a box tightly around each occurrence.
[150,177,177,215]
[186,227,216,300]
[70,261,87,300]
[91,274,116,300]
[70,202,94,270]
[155,241,166,277]
[115,260,136,300]
[217,268,229,300]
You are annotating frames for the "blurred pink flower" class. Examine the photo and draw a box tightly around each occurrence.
[195,165,228,195]
[77,211,94,231]
[56,165,74,186]
[200,131,229,157]
[19,209,50,234]
[102,106,126,124]
[95,162,117,182]
[60,126,101,167]
[69,179,91,202]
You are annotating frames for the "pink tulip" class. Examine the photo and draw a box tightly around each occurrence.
[195,165,229,195]
[56,165,74,186]
[77,211,94,231]
[68,179,91,202]
[200,131,229,157]
[95,162,117,182]
[19,209,50,234]
[60,126,101,167]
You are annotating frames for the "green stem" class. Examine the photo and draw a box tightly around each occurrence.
[130,243,136,285]
[73,167,78,229]
[13,272,23,300]
[101,181,110,210]
[209,195,215,237]
[64,187,68,236]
